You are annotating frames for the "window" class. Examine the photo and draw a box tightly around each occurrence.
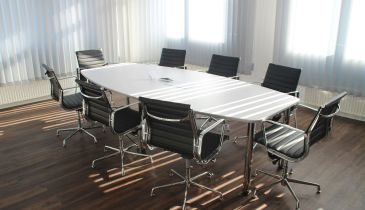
[166,0,185,39]
[188,0,226,43]
[166,0,227,44]
[344,0,365,62]
[286,0,341,57]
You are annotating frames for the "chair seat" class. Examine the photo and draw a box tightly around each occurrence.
[255,124,305,159]
[62,93,83,110]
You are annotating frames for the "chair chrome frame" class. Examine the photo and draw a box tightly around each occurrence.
[254,102,342,210]
[80,89,153,175]
[233,90,299,147]
[142,108,226,210]
[43,66,98,147]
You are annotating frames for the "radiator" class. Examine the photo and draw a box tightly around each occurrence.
[0,78,76,109]
[298,86,365,121]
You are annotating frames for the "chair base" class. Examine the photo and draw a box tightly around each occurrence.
[151,159,223,210]
[56,111,99,147]
[91,135,153,176]
[254,161,320,210]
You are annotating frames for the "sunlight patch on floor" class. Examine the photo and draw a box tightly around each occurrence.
[98,156,182,189]
[103,178,143,193]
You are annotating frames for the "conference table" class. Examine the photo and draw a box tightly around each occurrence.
[81,63,299,195]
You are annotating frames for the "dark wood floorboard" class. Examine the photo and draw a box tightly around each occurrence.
[0,99,365,210]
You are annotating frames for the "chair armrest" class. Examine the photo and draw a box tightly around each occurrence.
[80,92,103,100]
[112,102,140,112]
[320,104,340,118]
[287,90,299,97]
[194,119,226,162]
[297,104,318,112]
[199,119,226,136]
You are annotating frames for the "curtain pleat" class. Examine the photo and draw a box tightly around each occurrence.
[274,0,365,96]
[0,0,256,85]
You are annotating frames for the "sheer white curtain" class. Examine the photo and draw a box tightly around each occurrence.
[0,0,122,85]
[165,0,256,74]
[0,0,256,85]
[274,0,365,96]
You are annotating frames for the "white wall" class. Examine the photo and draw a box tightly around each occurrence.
[251,0,277,80]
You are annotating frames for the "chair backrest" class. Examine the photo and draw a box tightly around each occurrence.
[75,79,112,126]
[140,97,198,158]
[306,92,347,145]
[158,48,186,68]
[75,49,107,70]
[262,63,301,93]
[207,54,240,77]
[42,64,63,101]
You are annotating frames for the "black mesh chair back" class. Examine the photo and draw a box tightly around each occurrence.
[42,64,63,101]
[262,63,301,94]
[75,49,107,70]
[207,54,240,77]
[158,48,186,68]
[140,97,196,158]
[307,92,347,145]
[141,97,227,207]
[75,79,111,126]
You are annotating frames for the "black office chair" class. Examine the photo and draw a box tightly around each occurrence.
[234,63,301,149]
[262,63,302,124]
[253,92,347,210]
[207,54,240,79]
[158,48,187,69]
[42,64,97,147]
[140,97,227,210]
[75,79,152,175]
[75,49,107,81]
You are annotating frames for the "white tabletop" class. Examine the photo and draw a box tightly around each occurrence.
[81,63,299,122]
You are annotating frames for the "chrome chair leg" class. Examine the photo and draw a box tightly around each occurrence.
[233,135,247,144]
[182,182,189,210]
[91,135,153,175]
[62,130,79,146]
[58,111,99,147]
[91,149,120,168]
[151,180,186,196]
[285,179,300,210]
[190,171,212,181]
[190,181,223,200]
[80,128,97,143]
[57,127,79,136]
[119,137,126,175]
[170,169,186,180]
[124,150,153,162]
[150,160,223,209]
[287,178,321,193]
[254,160,320,210]
[255,169,281,179]
[255,179,282,194]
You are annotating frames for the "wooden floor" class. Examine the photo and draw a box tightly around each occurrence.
[1,99,365,210]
